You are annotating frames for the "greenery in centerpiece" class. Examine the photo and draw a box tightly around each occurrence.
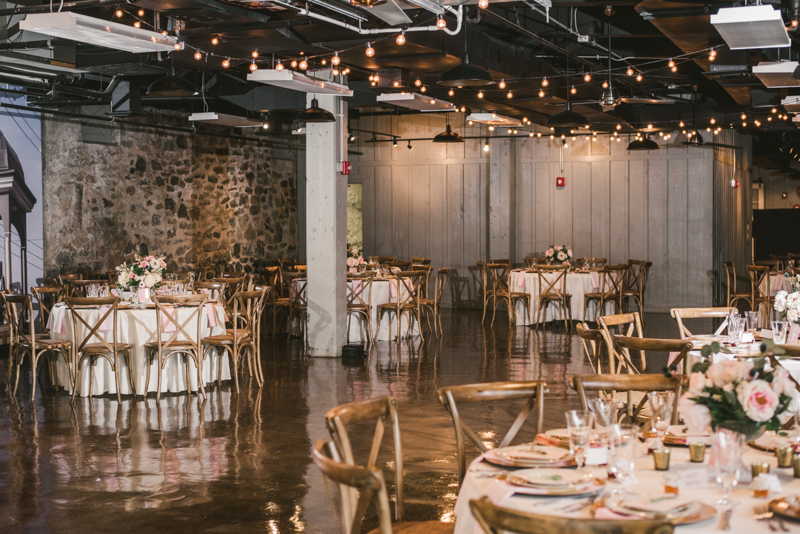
[544,245,573,265]
[115,254,167,291]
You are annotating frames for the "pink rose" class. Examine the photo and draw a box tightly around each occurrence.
[738,379,779,422]
[128,273,135,279]
[688,372,706,395]
[546,248,554,256]
[706,360,746,388]
[562,261,570,266]
[140,261,148,268]
[678,393,711,433]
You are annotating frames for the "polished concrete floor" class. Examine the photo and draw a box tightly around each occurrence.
[0,310,693,533]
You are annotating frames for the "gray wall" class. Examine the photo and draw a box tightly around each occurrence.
[351,114,720,312]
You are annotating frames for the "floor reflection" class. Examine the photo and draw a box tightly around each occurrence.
[0,310,677,532]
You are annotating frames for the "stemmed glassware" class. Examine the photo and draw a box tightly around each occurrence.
[606,423,638,492]
[727,314,743,343]
[712,429,745,506]
[565,410,595,477]
[590,397,618,439]
[773,321,789,344]
[646,391,674,449]
[745,310,761,335]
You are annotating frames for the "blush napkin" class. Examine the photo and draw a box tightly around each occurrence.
[97,305,114,333]
[161,305,177,333]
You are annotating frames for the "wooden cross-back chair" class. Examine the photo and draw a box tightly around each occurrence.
[410,256,431,265]
[597,312,644,374]
[346,274,374,344]
[487,263,530,327]
[754,259,781,271]
[376,271,425,341]
[58,273,83,297]
[194,281,227,303]
[532,265,571,331]
[420,268,449,336]
[583,267,622,322]
[620,260,651,320]
[369,256,397,264]
[576,322,606,373]
[65,296,134,403]
[670,307,737,340]
[325,396,406,524]
[386,260,412,271]
[285,272,308,344]
[3,293,72,401]
[723,262,751,310]
[614,334,694,376]
[437,381,547,485]
[213,275,249,304]
[747,265,776,323]
[469,497,674,534]
[490,258,511,265]
[311,440,454,534]
[31,285,66,334]
[572,371,683,425]
[476,261,495,324]
[144,294,209,401]
[410,264,433,299]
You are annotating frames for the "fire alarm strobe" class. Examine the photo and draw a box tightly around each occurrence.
[342,161,351,175]
[556,176,565,187]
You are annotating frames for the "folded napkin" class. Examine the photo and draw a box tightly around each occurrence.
[348,267,357,274]
[666,425,710,437]
[97,305,114,333]
[389,279,398,299]
[773,275,785,294]
[534,433,563,447]
[205,303,218,328]
[515,273,526,290]
[49,309,66,334]
[111,288,119,297]
[505,446,571,461]
[161,305,176,333]
[594,508,637,521]
[589,272,600,290]
[621,494,693,514]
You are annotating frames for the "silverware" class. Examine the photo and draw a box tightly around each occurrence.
[755,505,787,532]
[717,507,732,531]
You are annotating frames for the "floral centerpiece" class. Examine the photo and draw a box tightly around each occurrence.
[774,273,800,322]
[545,245,573,265]
[115,254,167,292]
[346,244,367,272]
[678,341,800,440]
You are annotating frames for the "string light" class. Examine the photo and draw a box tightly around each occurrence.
[477,90,484,98]
[137,9,145,16]
[488,126,495,131]
[162,31,168,36]
[290,60,298,68]
[173,43,181,51]
[393,81,400,87]
[133,21,141,28]
[793,19,799,27]
[414,78,422,87]
[448,88,454,96]
[542,77,549,87]
[772,107,778,113]
[709,49,717,61]
[211,36,219,45]
[484,139,490,152]
[479,0,489,7]
[679,120,685,127]
[636,73,643,82]
[396,31,406,45]
[768,116,773,121]
[671,64,677,73]
[616,124,622,130]
[507,90,513,99]
[252,50,259,59]
[741,113,746,120]
[436,16,446,29]
[332,52,341,66]
[584,72,592,82]
[420,86,426,93]
[570,85,577,95]
[626,67,634,76]
[115,9,124,17]
[668,59,675,68]
[222,58,230,68]
[538,89,545,97]
[343,67,350,75]
[499,79,506,89]
[332,68,339,76]
[365,42,375,57]
[194,51,202,60]
[250,60,258,72]
[276,60,284,71]
[602,80,609,89]
[710,118,716,124]
[537,133,542,137]
[299,57,308,70]
[647,123,653,129]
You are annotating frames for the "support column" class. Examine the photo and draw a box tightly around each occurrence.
[19,218,27,295]
[305,94,347,357]
[0,197,11,289]
[488,138,517,261]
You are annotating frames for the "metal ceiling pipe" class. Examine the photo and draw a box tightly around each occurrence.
[0,72,122,99]
[0,0,119,16]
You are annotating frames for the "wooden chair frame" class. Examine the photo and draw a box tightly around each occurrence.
[376,271,425,342]
[583,267,621,322]
[58,273,83,297]
[488,263,530,327]
[670,307,737,340]
[346,274,374,345]
[532,265,570,331]
[285,273,308,344]
[477,261,494,323]
[748,265,775,325]
[368,256,397,264]
[597,312,644,373]
[31,285,66,334]
[723,262,751,310]
[576,322,606,373]
[421,268,449,337]
[620,260,651,319]
[437,381,547,485]
[410,257,431,265]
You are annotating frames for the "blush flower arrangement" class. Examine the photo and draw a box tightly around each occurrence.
[679,341,800,439]
[115,254,167,291]
[346,244,367,269]
[774,273,800,322]
[544,244,573,265]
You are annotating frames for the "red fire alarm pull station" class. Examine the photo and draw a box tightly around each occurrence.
[342,161,351,175]
[556,176,565,187]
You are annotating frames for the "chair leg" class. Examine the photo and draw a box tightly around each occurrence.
[113,355,122,404]
[72,358,83,404]
[30,351,38,402]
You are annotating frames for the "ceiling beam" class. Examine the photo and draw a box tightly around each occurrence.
[178,20,313,36]
[189,0,272,23]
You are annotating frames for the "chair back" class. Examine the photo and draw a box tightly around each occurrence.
[591,257,608,267]
[325,396,405,522]
[469,496,674,534]
[394,271,425,309]
[670,307,737,339]
[386,260,412,271]
[754,259,781,271]
[410,256,431,265]
[194,281,227,305]
[152,294,208,353]
[533,265,569,299]
[3,294,36,352]
[71,279,111,297]
[571,370,683,425]
[312,440,393,534]
[346,274,374,309]
[723,262,741,301]
[487,263,511,296]
[31,285,66,333]
[58,273,83,296]
[624,260,646,294]
[213,275,248,301]
[615,334,694,376]
[437,381,547,484]
[597,312,644,373]
[285,272,308,311]
[598,267,623,299]
[747,265,772,303]
[433,268,449,306]
[410,264,433,298]
[369,256,397,264]
[230,288,269,336]
[576,322,606,373]
[476,261,491,295]
[64,296,121,355]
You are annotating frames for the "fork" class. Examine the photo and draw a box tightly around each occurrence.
[754,504,788,532]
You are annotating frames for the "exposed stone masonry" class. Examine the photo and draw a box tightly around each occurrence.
[42,109,298,276]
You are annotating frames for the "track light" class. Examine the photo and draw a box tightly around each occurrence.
[393,138,398,148]
[408,140,413,150]
[365,42,375,57]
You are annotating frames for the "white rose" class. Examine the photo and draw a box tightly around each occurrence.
[143,273,157,288]
[117,273,128,287]
[775,291,788,312]
[789,309,799,323]
[706,360,746,388]
[788,292,800,309]
[567,248,573,258]
[688,372,706,395]
[557,251,567,261]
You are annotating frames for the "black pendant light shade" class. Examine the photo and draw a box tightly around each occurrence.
[147,65,198,97]
[546,101,590,129]
[432,124,464,143]
[687,132,704,146]
[626,135,660,151]
[293,98,336,124]
[438,53,494,87]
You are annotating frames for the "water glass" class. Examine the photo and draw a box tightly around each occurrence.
[131,292,140,309]
[565,410,595,472]
[727,314,743,342]
[607,424,638,489]
[647,391,674,448]
[712,429,745,506]
[87,284,98,298]
[590,397,618,429]
[773,321,789,344]
[745,311,761,333]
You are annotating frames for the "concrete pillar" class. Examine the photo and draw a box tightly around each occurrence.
[488,138,517,261]
[19,218,27,295]
[305,94,347,357]
[0,197,11,289]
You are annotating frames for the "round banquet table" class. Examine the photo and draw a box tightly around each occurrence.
[49,303,231,397]
[454,440,794,534]
[509,270,616,326]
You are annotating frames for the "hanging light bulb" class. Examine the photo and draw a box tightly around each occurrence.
[436,16,447,29]
[396,31,406,45]
[479,0,489,7]
[137,9,145,16]
[769,116,774,122]
[461,106,466,112]
[420,85,426,93]
[477,90,484,98]
[343,67,350,75]
[393,81,400,87]
[393,138,398,148]
[537,132,542,137]
[115,9,124,18]
[162,30,168,36]
[668,58,675,68]
[408,141,413,150]
[250,60,258,72]
[507,128,512,134]
[332,68,340,76]
[602,80,609,89]
[671,65,677,73]
[173,43,182,51]
[371,81,377,86]
[252,50,259,59]
[483,139,490,152]
[538,89,545,97]
[636,73,643,82]
[507,90,513,99]
[222,58,230,68]
[276,60,284,71]
[448,88,454,96]
[542,77,549,87]
[414,78,422,87]
[741,113,746,120]
[321,59,327,65]
[584,72,592,82]
[709,49,717,61]
[627,67,634,76]
[570,85,577,95]
[299,57,308,70]
[647,123,653,129]
[365,42,375,57]
[133,21,141,28]
[679,120,685,127]
[499,79,506,89]
[710,117,716,124]
[488,126,495,131]
[290,60,298,68]
[331,52,341,66]
[616,124,622,130]
[194,51,202,60]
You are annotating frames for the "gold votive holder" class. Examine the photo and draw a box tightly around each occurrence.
[777,446,794,468]
[653,449,671,471]
[793,455,800,478]
[688,442,706,463]
[752,462,771,478]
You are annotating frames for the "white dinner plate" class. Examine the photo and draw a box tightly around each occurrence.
[606,492,700,520]
[506,468,585,487]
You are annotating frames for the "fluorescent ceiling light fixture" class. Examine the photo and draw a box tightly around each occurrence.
[466,113,522,126]
[376,92,454,111]
[753,62,800,88]
[710,5,790,50]
[19,12,178,53]
[248,69,353,96]
[784,96,800,113]
[399,0,444,15]
[306,0,367,21]
[188,112,262,128]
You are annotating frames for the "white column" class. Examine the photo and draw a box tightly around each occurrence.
[488,138,517,261]
[305,94,347,357]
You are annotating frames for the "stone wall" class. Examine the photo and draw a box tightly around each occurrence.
[42,109,298,276]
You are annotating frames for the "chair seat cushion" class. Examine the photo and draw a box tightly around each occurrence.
[367,521,454,534]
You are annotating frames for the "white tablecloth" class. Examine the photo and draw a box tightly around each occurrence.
[454,442,795,534]
[49,304,231,397]
[346,279,420,342]
[509,270,615,326]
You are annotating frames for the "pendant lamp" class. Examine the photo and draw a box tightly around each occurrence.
[293,97,336,124]
[147,64,198,96]
[438,53,494,87]
[626,134,660,151]
[432,124,464,143]
[546,101,590,129]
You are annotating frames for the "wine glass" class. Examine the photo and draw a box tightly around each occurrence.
[647,391,674,449]
[607,423,638,491]
[590,397,618,436]
[773,321,789,345]
[745,311,761,334]
[565,410,595,476]
[712,429,745,506]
